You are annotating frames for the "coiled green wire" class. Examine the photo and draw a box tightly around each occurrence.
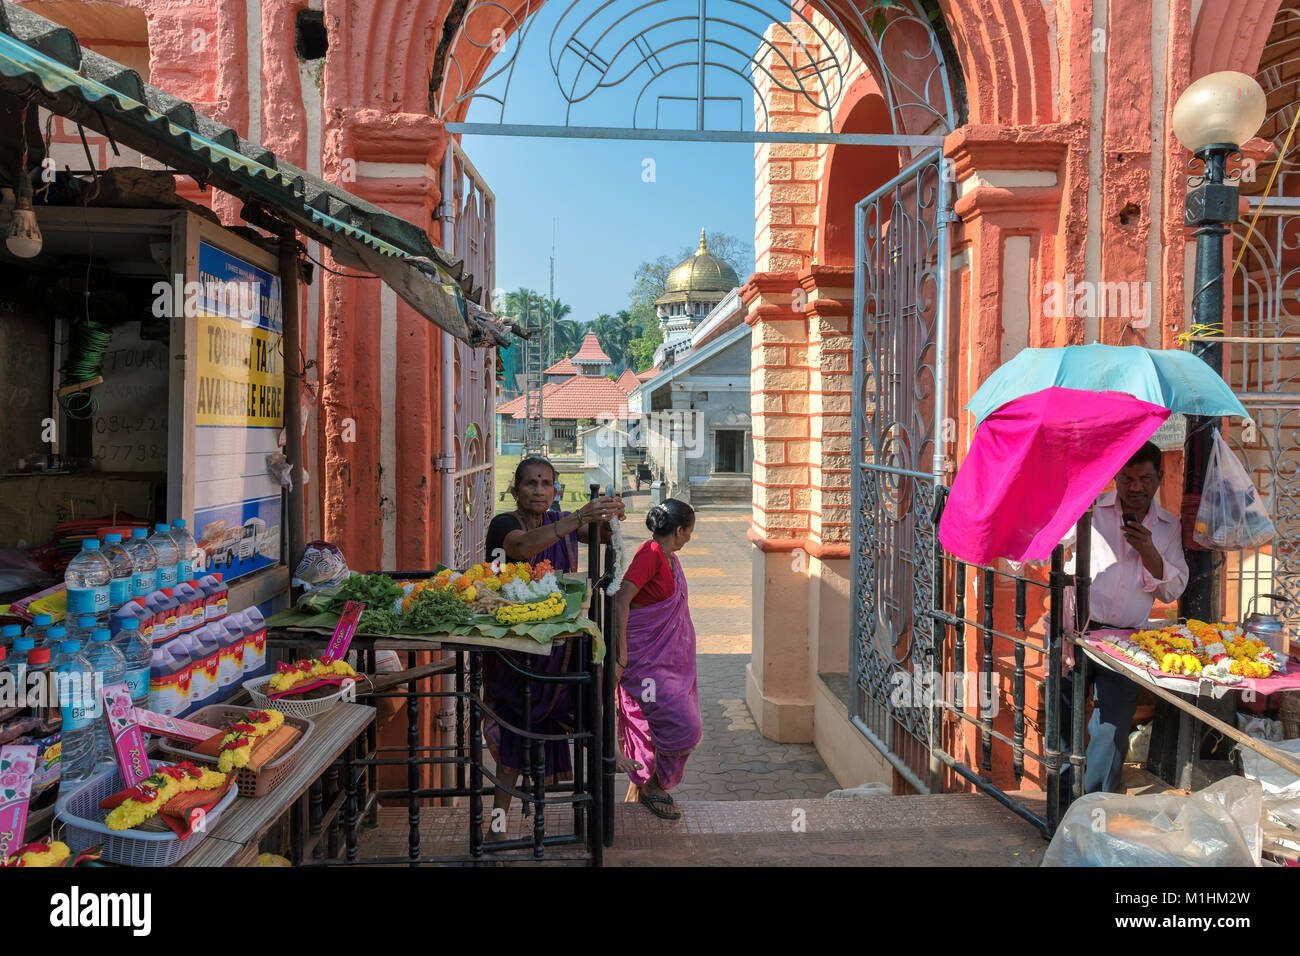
[59,318,113,419]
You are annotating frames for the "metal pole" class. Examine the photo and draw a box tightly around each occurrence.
[1180,143,1236,624]
[278,233,307,576]
[1045,544,1065,832]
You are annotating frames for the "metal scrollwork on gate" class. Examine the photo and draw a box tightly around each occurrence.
[434,0,961,140]
[850,148,951,791]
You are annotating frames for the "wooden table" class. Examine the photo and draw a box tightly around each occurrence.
[179,703,376,866]
[1071,634,1300,784]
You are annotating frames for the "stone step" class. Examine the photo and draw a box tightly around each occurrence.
[354,792,1048,866]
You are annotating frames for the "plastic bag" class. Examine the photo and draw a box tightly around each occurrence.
[1042,776,1262,866]
[1193,431,1276,550]
[291,540,350,591]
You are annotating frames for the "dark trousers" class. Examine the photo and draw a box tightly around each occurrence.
[1059,664,1141,796]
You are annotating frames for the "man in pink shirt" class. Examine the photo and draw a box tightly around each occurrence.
[1061,441,1189,794]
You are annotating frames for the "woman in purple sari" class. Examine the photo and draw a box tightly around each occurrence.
[482,457,624,821]
[611,499,701,820]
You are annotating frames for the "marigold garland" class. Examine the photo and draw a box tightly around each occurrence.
[1110,619,1283,682]
[268,658,357,694]
[3,841,70,867]
[216,709,286,772]
[104,763,228,831]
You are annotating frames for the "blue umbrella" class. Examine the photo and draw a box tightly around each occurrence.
[966,344,1248,422]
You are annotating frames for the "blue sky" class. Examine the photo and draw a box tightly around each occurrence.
[458,1,770,325]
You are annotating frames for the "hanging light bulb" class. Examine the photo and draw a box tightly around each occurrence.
[6,175,42,258]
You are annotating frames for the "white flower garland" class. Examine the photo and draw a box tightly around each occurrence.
[605,515,628,596]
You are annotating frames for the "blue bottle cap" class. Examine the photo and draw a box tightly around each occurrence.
[132,528,148,538]
[2,625,21,638]
[82,539,100,550]
[121,618,139,630]
[91,628,111,642]
[155,523,170,533]
[60,640,80,654]
[12,636,33,651]
[172,519,187,529]
[34,614,52,626]
[47,625,66,640]
[104,533,122,544]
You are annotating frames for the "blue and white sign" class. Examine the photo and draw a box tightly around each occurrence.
[193,242,283,582]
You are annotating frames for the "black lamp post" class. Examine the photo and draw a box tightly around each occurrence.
[1172,71,1266,623]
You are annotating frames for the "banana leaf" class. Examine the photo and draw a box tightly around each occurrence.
[265,579,603,661]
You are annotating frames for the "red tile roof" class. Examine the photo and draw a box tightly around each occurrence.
[615,369,641,393]
[636,367,661,382]
[572,333,611,364]
[544,356,578,376]
[495,382,560,418]
[496,375,637,420]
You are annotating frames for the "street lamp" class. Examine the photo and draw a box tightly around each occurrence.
[1171,71,1265,621]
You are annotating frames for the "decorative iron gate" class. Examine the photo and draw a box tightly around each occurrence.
[850,148,952,792]
[441,139,497,568]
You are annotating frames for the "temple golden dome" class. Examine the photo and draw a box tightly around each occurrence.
[664,229,740,294]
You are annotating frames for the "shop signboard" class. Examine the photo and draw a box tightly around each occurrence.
[192,241,284,582]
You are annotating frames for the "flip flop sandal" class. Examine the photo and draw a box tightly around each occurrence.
[639,792,681,821]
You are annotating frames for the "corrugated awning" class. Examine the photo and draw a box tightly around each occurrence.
[0,1,511,346]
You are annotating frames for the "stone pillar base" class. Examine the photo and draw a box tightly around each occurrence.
[746,662,814,742]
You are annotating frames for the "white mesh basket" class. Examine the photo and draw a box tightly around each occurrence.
[243,673,356,719]
[55,765,239,867]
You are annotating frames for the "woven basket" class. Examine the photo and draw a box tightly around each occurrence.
[1281,691,1300,740]
[156,705,314,798]
[55,765,238,867]
[243,673,357,719]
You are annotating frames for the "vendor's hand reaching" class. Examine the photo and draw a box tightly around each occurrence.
[579,495,624,524]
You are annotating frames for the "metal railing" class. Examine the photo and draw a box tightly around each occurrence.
[925,488,1091,837]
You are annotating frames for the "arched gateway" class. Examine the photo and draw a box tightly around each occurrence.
[426,0,967,791]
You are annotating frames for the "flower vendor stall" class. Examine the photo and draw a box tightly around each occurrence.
[258,543,614,865]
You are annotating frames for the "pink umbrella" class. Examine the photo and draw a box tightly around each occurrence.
[938,387,1170,565]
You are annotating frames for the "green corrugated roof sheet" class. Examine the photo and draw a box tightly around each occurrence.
[0,1,506,344]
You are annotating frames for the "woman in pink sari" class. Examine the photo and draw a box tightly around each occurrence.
[611,499,701,820]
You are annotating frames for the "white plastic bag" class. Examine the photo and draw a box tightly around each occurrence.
[1193,431,1276,550]
[1042,776,1262,866]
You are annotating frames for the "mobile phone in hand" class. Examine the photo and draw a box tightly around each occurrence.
[1122,512,1137,532]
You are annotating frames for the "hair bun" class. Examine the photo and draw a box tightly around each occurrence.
[645,504,668,534]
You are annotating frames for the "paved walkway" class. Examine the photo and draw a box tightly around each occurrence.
[615,513,841,803]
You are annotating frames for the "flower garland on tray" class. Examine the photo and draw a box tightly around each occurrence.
[1107,620,1284,682]
[216,709,286,772]
[103,763,228,831]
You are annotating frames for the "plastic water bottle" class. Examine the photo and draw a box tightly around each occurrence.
[86,629,125,771]
[168,519,199,582]
[57,641,97,787]
[125,529,159,597]
[23,646,56,730]
[52,638,81,671]
[99,533,134,613]
[65,539,112,625]
[148,524,179,589]
[43,624,66,655]
[113,618,152,711]
[1,623,20,653]
[8,635,33,688]
[24,613,53,648]
[67,615,97,649]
